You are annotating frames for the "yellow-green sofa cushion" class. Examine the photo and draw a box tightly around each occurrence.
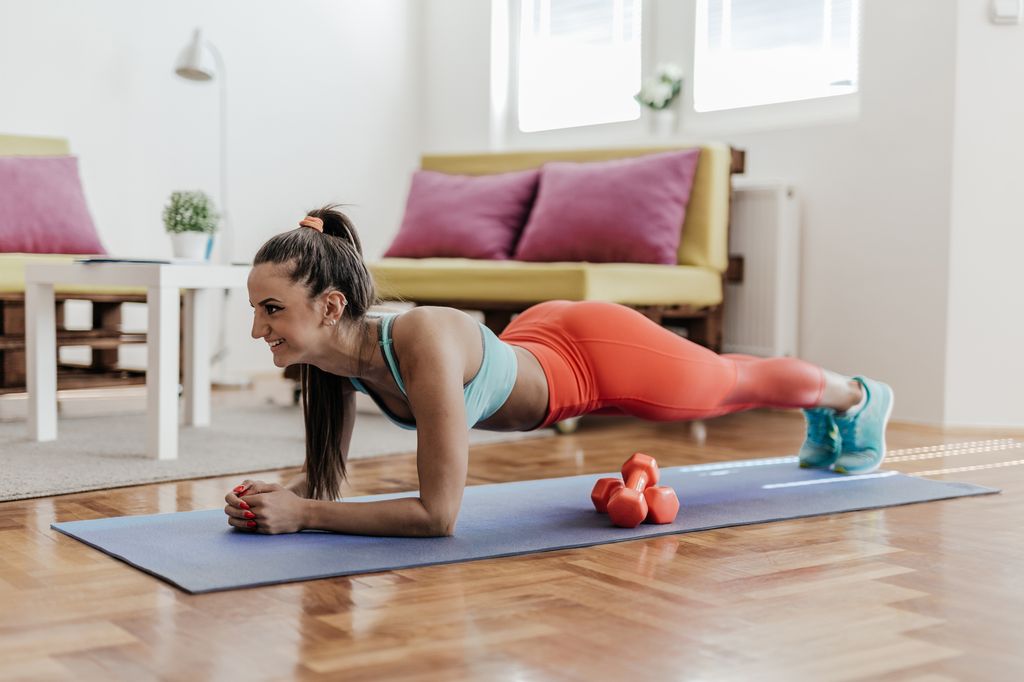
[0,253,146,295]
[370,258,722,308]
[0,134,70,156]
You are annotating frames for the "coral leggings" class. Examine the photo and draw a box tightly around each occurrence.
[499,300,825,429]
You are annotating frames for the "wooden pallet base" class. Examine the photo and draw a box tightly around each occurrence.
[0,294,160,392]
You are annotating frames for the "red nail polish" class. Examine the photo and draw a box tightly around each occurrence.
[239,501,250,510]
[233,485,245,493]
[247,520,257,528]
[244,511,255,519]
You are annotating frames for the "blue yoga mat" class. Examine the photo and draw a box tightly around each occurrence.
[51,456,997,594]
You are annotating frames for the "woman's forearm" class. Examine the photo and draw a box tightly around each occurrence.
[302,497,449,537]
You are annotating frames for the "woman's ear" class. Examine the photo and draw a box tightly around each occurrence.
[322,291,347,326]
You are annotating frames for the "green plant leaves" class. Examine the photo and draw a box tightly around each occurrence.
[163,190,219,234]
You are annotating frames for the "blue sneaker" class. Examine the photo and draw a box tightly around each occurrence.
[798,408,842,468]
[832,376,894,474]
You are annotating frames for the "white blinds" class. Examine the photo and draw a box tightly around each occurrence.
[694,0,860,112]
[516,0,643,132]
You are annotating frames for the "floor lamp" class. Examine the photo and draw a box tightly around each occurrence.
[174,28,248,388]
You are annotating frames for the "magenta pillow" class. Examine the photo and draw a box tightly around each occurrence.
[512,149,701,264]
[384,168,539,260]
[0,155,105,254]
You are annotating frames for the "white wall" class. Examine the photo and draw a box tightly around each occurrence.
[0,0,421,377]
[944,1,1024,427]
[421,0,493,153]
[693,0,960,425]
[4,0,1019,426]
[420,0,965,424]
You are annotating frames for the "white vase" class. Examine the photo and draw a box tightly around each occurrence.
[170,232,210,261]
[648,109,677,138]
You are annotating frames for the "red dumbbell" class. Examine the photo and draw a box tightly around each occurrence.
[606,453,658,527]
[590,453,681,526]
[591,477,623,512]
[591,453,680,528]
[643,485,680,524]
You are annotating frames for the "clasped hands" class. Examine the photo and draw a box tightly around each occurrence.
[224,479,308,534]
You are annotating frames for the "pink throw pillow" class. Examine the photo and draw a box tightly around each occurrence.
[384,168,539,260]
[0,155,106,254]
[513,149,701,264]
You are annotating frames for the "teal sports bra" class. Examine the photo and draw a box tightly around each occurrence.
[348,314,518,430]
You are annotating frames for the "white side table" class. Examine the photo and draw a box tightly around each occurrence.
[24,261,250,460]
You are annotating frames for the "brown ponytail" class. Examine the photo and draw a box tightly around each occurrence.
[253,205,378,500]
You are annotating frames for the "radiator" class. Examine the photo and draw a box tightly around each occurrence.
[723,180,800,357]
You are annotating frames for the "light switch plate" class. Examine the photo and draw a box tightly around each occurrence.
[990,0,1023,24]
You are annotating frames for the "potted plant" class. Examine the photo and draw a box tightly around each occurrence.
[636,63,684,137]
[163,190,219,260]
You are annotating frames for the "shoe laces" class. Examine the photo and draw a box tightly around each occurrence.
[836,412,859,442]
[806,410,836,444]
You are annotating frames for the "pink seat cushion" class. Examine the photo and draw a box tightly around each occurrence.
[384,168,539,260]
[513,149,701,264]
[0,155,106,255]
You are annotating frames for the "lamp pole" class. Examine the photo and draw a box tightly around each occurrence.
[206,41,231,266]
[174,28,231,264]
[174,28,246,387]
[203,41,234,374]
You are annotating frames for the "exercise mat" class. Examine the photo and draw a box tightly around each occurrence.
[51,456,997,593]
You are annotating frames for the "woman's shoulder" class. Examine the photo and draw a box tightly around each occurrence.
[393,306,476,332]
[390,307,480,363]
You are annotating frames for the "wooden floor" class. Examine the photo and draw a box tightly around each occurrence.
[1,403,1022,681]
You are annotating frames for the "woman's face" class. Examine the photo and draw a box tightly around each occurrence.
[248,262,323,368]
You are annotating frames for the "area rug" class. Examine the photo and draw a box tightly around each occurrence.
[51,458,998,593]
[0,403,550,502]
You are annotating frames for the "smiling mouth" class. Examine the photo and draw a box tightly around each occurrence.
[268,339,285,349]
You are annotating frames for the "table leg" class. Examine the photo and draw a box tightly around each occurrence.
[25,282,57,441]
[147,285,180,460]
[183,288,211,427]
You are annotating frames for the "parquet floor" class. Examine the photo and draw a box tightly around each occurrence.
[1,403,1022,681]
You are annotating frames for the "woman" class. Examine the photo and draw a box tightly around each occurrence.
[225,207,893,537]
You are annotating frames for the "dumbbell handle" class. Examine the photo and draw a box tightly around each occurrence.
[623,470,650,494]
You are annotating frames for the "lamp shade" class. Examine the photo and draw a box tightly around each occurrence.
[175,28,215,81]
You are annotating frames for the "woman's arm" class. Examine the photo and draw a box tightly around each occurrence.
[228,311,472,537]
[303,310,471,536]
[301,496,445,537]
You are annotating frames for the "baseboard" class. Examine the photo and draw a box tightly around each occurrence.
[889,415,1024,435]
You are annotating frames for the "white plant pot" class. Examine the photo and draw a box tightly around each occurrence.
[648,108,677,138]
[169,232,210,261]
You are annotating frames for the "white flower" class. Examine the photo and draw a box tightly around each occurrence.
[639,78,673,108]
[655,62,684,83]
[635,62,684,110]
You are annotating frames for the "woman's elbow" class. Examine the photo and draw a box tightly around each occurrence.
[419,508,457,537]
[424,515,457,537]
[417,498,458,536]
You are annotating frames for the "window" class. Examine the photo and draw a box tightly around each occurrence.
[515,0,643,132]
[693,0,859,112]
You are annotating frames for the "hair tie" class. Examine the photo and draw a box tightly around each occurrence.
[299,216,324,233]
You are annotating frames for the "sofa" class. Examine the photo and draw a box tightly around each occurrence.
[368,144,745,351]
[0,133,147,394]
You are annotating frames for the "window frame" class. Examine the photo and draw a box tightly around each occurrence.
[491,0,859,146]
[682,0,861,133]
[496,0,656,145]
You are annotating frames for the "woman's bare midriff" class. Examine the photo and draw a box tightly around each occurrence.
[475,345,550,432]
[351,311,549,432]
